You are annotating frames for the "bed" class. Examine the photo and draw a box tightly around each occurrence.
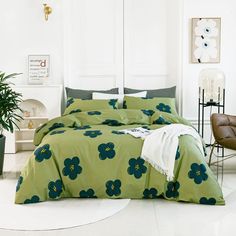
[15,96,225,205]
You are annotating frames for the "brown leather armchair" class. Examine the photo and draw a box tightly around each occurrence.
[209,113,236,166]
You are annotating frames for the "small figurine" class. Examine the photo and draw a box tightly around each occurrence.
[28,120,34,129]
[23,110,30,117]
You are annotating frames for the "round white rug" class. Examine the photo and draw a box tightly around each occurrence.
[0,179,130,231]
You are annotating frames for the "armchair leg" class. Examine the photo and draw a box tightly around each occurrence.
[208,142,216,167]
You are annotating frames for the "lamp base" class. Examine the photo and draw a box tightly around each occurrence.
[206,101,218,106]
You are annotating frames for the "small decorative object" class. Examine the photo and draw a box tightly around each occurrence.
[43,3,52,21]
[28,120,34,129]
[0,72,23,175]
[192,18,221,63]
[28,55,50,85]
[23,110,30,117]
[199,68,225,105]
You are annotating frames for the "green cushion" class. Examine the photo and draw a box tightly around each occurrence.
[65,87,119,100]
[123,96,178,115]
[64,98,118,115]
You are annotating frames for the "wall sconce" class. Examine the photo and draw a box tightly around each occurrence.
[43,3,52,21]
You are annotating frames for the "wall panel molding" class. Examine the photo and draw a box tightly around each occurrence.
[63,0,123,90]
[63,0,184,103]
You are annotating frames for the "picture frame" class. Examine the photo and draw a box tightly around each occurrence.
[28,55,50,84]
[191,18,221,64]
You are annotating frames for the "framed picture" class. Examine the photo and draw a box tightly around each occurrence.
[28,55,50,84]
[191,18,221,63]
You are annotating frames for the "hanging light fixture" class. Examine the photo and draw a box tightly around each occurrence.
[199,68,225,105]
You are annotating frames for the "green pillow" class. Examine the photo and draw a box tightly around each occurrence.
[64,98,118,115]
[124,86,176,98]
[123,96,178,115]
[65,87,119,99]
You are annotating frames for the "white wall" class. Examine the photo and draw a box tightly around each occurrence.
[0,0,64,84]
[166,0,183,113]
[182,0,236,120]
[64,0,181,93]
[63,0,124,90]
[0,0,181,94]
[124,0,168,89]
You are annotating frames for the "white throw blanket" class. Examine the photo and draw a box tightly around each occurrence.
[120,127,151,139]
[141,124,204,181]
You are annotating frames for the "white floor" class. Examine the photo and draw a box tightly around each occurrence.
[1,151,236,236]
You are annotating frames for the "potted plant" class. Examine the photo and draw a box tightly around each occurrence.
[0,72,22,175]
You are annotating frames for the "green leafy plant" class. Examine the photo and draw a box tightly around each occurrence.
[0,72,23,135]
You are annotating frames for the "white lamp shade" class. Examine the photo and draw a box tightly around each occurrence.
[199,68,225,103]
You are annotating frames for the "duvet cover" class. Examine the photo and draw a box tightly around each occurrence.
[15,109,225,205]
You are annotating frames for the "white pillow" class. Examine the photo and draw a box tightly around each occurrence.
[125,91,147,98]
[92,91,147,108]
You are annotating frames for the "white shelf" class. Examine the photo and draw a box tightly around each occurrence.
[16,128,36,132]
[23,117,48,120]
[4,85,62,153]
[15,84,63,88]
[15,140,34,144]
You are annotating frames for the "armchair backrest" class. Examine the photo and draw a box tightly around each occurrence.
[211,113,236,150]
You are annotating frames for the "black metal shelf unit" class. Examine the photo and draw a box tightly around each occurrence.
[198,88,225,139]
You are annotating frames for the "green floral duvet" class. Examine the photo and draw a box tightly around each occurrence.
[15,109,225,205]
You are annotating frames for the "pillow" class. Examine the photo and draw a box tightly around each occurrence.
[92,91,147,108]
[65,87,119,99]
[123,96,178,115]
[64,98,118,115]
[124,86,176,98]
[92,93,123,102]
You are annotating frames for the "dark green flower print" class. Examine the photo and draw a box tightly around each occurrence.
[102,119,123,126]
[69,109,82,114]
[62,157,82,180]
[175,146,180,160]
[141,109,155,116]
[87,111,102,115]
[50,130,66,135]
[68,122,77,128]
[109,99,118,109]
[79,189,97,198]
[123,100,127,109]
[98,142,116,160]
[36,123,47,133]
[24,195,40,204]
[34,144,52,162]
[48,180,63,199]
[156,103,171,113]
[143,188,158,199]
[127,157,147,179]
[48,123,65,131]
[84,130,102,138]
[106,179,121,197]
[74,125,91,130]
[199,197,216,205]
[142,126,151,130]
[66,98,74,108]
[16,176,23,192]
[188,163,208,184]
[153,116,171,125]
[166,181,180,198]
[112,130,124,135]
